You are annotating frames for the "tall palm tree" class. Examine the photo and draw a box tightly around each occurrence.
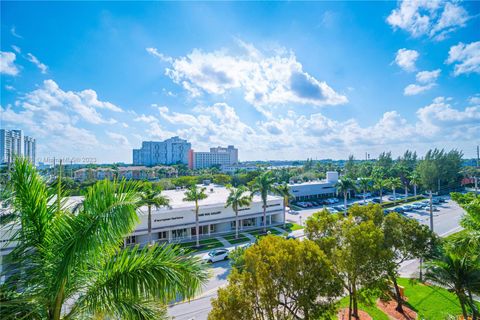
[225,186,252,239]
[426,251,480,320]
[250,172,276,233]
[374,178,387,204]
[274,182,292,228]
[335,177,357,216]
[183,185,208,247]
[0,158,207,320]
[402,178,409,201]
[138,182,170,245]
[410,172,421,197]
[386,177,402,205]
[358,178,372,204]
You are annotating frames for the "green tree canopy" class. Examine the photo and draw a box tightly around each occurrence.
[208,236,342,320]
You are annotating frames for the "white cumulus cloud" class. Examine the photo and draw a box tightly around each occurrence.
[416,69,441,83]
[404,83,436,96]
[149,42,347,115]
[395,48,419,72]
[446,41,480,76]
[387,0,469,41]
[0,51,20,76]
[106,131,129,146]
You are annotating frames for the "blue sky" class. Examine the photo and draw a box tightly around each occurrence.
[1,1,479,164]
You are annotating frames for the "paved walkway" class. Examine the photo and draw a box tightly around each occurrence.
[215,236,231,247]
[241,232,256,242]
[271,226,287,234]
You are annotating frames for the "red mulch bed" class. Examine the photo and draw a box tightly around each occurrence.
[376,299,417,320]
[337,307,372,320]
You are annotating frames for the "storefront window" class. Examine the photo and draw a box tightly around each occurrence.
[158,231,167,239]
[125,235,136,245]
[172,228,187,239]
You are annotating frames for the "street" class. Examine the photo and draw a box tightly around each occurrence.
[168,197,465,320]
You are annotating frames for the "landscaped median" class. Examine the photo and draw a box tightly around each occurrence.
[174,223,305,253]
[380,195,426,208]
[176,238,224,252]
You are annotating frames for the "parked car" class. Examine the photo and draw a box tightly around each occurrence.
[425,206,439,212]
[372,198,381,203]
[286,233,296,240]
[328,207,339,213]
[383,209,392,214]
[412,203,423,210]
[403,205,413,212]
[202,249,229,263]
[394,207,404,213]
[432,198,440,205]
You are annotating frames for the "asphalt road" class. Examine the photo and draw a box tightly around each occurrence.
[168,196,465,320]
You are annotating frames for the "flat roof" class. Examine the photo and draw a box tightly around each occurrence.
[288,180,336,187]
[159,185,281,210]
[60,185,282,212]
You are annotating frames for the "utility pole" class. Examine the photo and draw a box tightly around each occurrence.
[476,146,479,194]
[429,190,434,232]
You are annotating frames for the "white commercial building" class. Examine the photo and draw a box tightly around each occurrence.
[189,145,238,169]
[132,136,191,166]
[288,171,339,201]
[0,129,36,165]
[0,185,284,268]
[131,184,283,244]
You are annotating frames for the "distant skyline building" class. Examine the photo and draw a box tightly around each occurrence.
[132,136,191,166]
[0,129,36,165]
[189,145,239,169]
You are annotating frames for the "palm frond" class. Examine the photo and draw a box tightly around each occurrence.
[46,179,141,300]
[70,244,207,318]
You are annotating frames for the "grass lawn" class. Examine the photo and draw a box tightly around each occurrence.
[444,229,468,241]
[222,232,250,245]
[398,277,479,319]
[281,222,304,232]
[335,278,480,320]
[176,238,223,252]
[337,296,389,320]
[246,227,284,238]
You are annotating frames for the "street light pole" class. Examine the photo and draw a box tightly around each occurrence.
[429,190,434,232]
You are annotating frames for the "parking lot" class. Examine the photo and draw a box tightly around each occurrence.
[286,194,465,237]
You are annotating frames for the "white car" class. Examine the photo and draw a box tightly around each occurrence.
[202,249,229,263]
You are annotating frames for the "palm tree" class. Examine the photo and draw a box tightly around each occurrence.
[138,182,170,245]
[386,177,402,205]
[374,178,387,204]
[183,185,208,247]
[250,172,276,233]
[426,251,480,320]
[358,178,372,204]
[274,182,292,228]
[402,178,409,202]
[1,158,207,320]
[225,186,252,239]
[410,172,421,197]
[335,177,357,216]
